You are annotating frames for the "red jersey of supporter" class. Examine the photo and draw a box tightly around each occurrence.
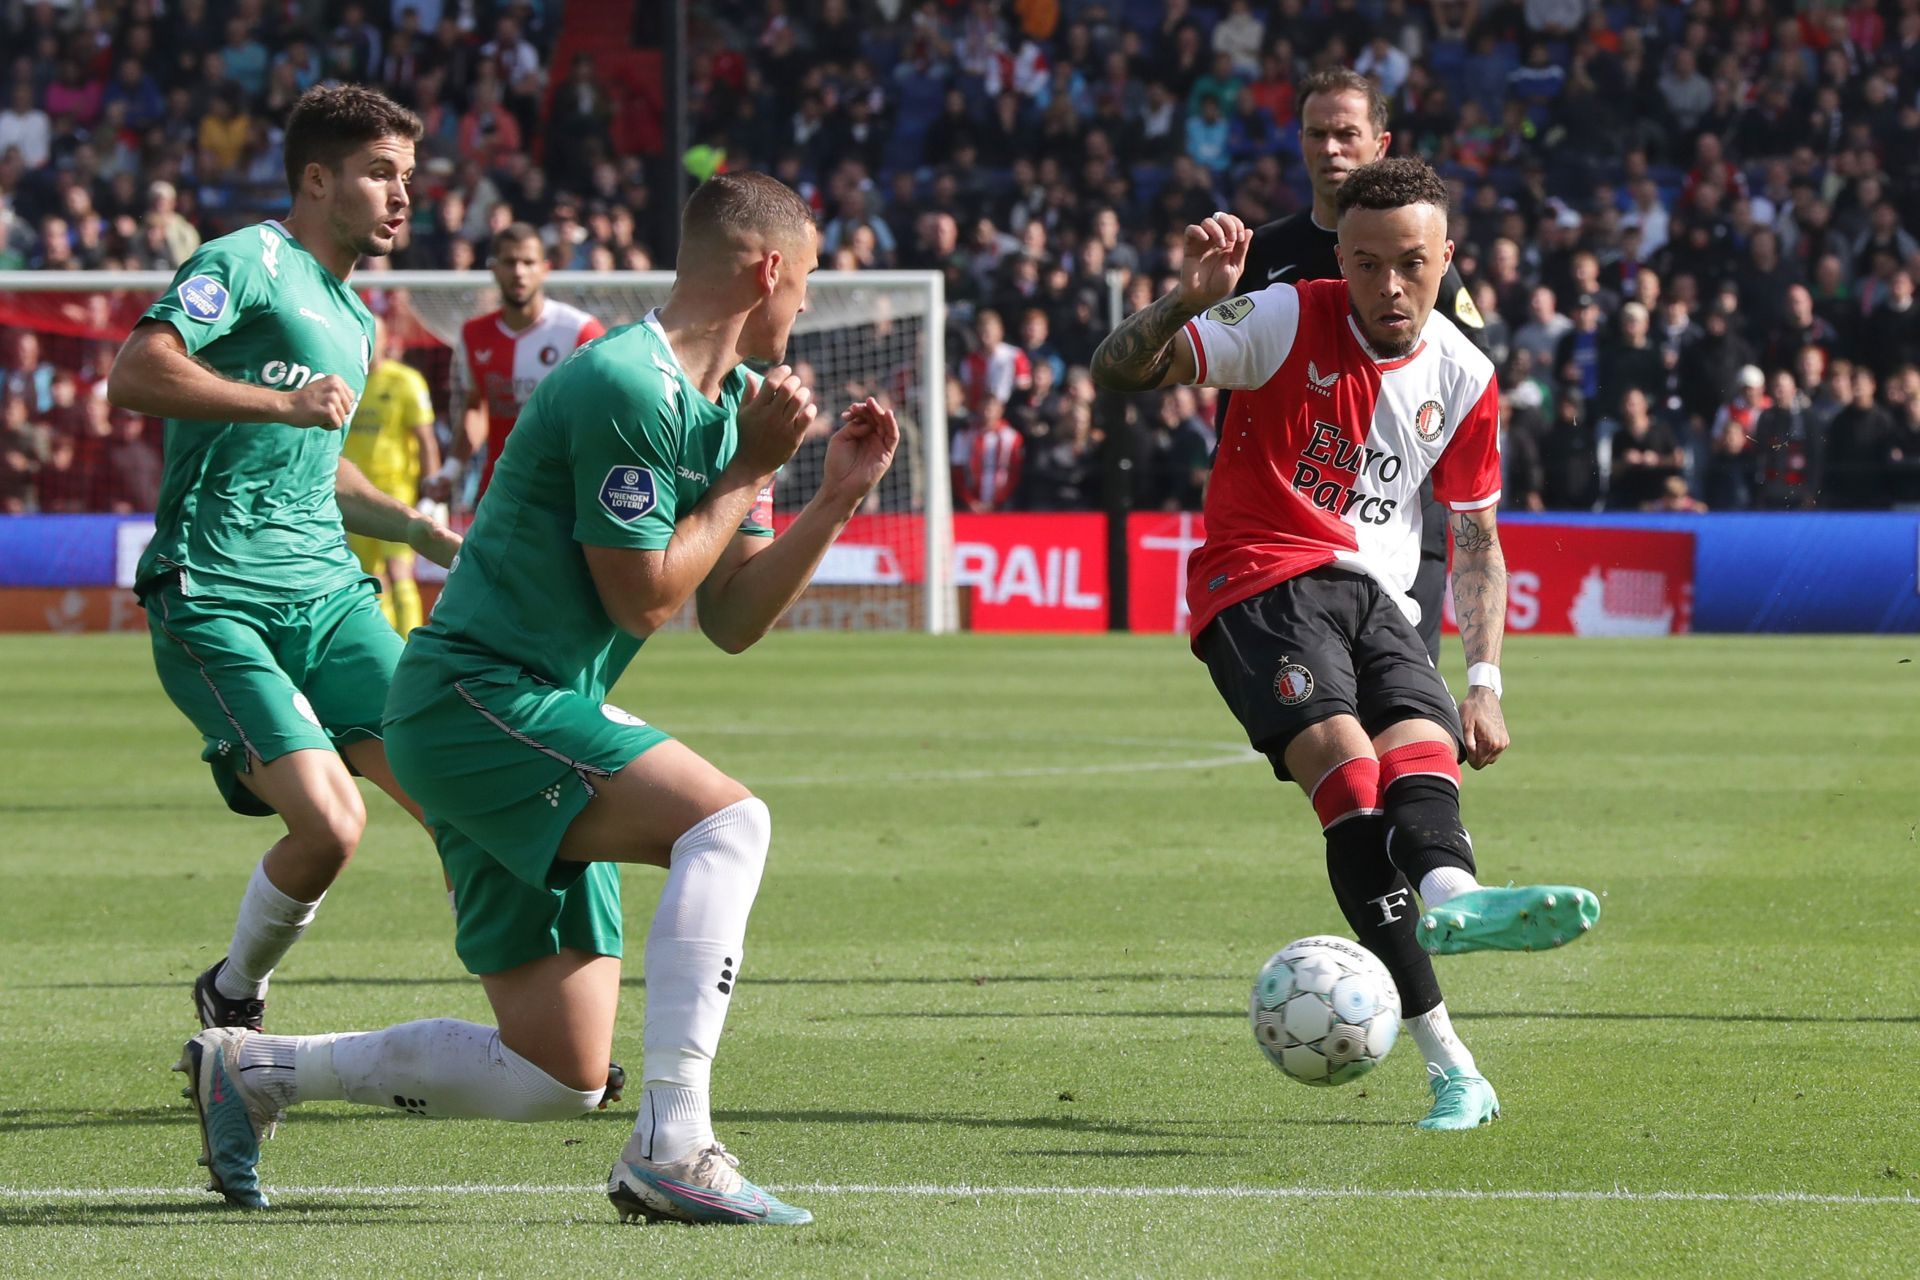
[1181,277,1501,642]
[451,299,605,493]
[959,341,1032,412]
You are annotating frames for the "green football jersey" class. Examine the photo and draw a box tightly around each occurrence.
[134,220,376,603]
[393,314,773,709]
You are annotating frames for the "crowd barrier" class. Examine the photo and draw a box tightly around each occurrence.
[0,512,1913,634]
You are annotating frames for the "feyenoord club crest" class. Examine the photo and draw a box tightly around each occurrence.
[1414,399,1446,443]
[1274,660,1315,705]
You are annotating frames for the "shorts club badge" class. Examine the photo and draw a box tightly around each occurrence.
[1274,659,1314,705]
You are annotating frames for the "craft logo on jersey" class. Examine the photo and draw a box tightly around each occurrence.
[177,275,229,322]
[599,465,658,522]
[1208,296,1255,326]
[1307,360,1339,394]
[1273,660,1314,705]
[1414,400,1446,443]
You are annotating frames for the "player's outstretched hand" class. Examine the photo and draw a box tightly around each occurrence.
[284,374,356,430]
[823,396,900,504]
[735,364,817,476]
[1177,211,1252,311]
[1459,688,1510,769]
[405,511,463,569]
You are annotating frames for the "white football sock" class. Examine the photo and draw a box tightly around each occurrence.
[625,797,771,1165]
[239,1020,601,1120]
[1404,1002,1477,1075]
[216,857,323,1001]
[1418,866,1480,907]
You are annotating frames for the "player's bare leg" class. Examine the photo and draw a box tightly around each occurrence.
[1281,716,1496,1128]
[193,749,367,1031]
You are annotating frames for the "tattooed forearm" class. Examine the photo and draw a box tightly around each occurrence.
[1449,509,1506,667]
[1090,291,1199,392]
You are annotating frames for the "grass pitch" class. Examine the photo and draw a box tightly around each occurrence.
[1,630,1916,1277]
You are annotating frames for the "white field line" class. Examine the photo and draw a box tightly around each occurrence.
[1,1181,1914,1208]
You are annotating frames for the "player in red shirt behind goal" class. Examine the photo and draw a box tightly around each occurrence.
[429,223,605,508]
[1092,158,1601,1131]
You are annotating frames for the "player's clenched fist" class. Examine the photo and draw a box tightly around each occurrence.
[735,364,817,474]
[1178,211,1252,311]
[284,374,356,430]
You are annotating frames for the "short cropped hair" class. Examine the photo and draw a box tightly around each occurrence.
[1297,67,1390,134]
[491,222,544,258]
[679,171,815,254]
[1335,158,1452,219]
[284,85,422,197]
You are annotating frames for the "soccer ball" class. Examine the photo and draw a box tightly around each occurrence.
[1249,935,1401,1086]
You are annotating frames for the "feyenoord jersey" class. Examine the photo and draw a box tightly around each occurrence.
[451,299,605,494]
[1181,278,1501,640]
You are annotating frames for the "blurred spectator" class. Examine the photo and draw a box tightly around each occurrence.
[953,396,1024,513]
[1823,368,1894,508]
[5,333,56,416]
[1512,287,1573,366]
[1752,369,1825,510]
[1540,387,1597,510]
[1024,399,1099,511]
[1863,271,1920,379]
[959,310,1030,414]
[1705,366,1770,510]
[1597,301,1665,422]
[0,81,50,168]
[1607,387,1685,509]
[1500,392,1548,512]
[1553,294,1606,404]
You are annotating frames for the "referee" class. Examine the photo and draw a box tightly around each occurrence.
[1220,68,1490,663]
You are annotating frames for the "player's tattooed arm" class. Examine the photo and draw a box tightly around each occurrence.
[1448,508,1505,667]
[1450,506,1509,768]
[1090,291,1199,392]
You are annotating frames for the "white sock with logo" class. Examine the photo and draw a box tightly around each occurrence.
[622,798,771,1166]
[215,858,323,1001]
[237,1020,602,1120]
[1404,1002,1477,1076]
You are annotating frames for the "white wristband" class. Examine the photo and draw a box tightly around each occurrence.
[1467,663,1502,699]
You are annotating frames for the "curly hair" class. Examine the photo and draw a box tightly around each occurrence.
[284,85,423,197]
[1297,68,1390,135]
[1334,158,1451,219]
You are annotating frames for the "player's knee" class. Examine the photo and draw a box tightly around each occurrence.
[296,786,367,871]
[498,1041,605,1120]
[671,795,771,878]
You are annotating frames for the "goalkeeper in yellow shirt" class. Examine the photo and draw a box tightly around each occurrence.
[343,315,441,634]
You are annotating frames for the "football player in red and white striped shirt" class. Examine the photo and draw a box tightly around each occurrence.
[1092,159,1599,1130]
[431,223,605,506]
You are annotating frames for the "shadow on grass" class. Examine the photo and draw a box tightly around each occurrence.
[0,1201,448,1228]
[31,972,1241,991]
[0,1107,449,1134]
[716,1107,1213,1140]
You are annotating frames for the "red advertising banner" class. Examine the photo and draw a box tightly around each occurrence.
[783,512,1108,632]
[1126,515,1695,636]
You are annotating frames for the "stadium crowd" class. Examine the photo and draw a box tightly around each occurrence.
[4,0,1920,515]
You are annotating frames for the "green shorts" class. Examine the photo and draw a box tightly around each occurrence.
[144,578,402,817]
[383,664,671,975]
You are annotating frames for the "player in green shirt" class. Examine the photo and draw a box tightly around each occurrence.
[108,86,459,1035]
[174,172,901,1224]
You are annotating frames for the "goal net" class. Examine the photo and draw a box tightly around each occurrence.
[0,268,955,634]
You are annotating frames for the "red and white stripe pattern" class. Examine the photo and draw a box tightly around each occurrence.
[1181,278,1501,641]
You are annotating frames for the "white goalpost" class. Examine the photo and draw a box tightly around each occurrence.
[0,268,956,634]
